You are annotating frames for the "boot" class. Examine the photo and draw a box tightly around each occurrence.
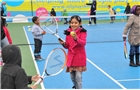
[72,86,76,89]
[129,55,137,67]
[135,54,140,66]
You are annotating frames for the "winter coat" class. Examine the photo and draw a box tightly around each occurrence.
[63,28,87,67]
[123,15,140,45]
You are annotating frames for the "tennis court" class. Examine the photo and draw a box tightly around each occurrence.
[3,17,140,89]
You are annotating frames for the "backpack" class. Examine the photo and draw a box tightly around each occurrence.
[112,8,116,14]
[1,4,4,16]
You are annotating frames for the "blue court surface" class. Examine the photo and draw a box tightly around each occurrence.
[23,22,140,89]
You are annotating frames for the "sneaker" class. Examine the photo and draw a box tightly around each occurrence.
[35,58,43,60]
[35,56,44,61]
[88,24,91,26]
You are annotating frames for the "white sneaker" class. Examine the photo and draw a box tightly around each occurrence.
[88,24,91,26]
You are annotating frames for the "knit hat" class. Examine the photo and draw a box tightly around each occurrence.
[131,5,140,15]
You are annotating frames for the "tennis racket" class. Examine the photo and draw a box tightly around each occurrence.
[39,16,64,41]
[124,41,128,59]
[34,48,67,86]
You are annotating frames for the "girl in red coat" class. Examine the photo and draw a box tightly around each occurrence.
[59,15,87,89]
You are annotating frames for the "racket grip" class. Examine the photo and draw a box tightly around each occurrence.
[58,38,63,42]
[33,78,43,86]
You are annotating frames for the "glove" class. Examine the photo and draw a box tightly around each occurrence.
[123,37,126,41]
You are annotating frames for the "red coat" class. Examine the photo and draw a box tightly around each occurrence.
[64,28,87,67]
[3,26,12,44]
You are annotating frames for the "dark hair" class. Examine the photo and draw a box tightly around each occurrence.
[69,15,82,23]
[51,8,54,11]
[108,5,111,7]
[32,16,38,23]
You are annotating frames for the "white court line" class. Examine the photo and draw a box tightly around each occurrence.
[87,58,126,89]
[117,79,140,82]
[23,26,45,89]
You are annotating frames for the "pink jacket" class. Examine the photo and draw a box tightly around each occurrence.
[64,28,87,67]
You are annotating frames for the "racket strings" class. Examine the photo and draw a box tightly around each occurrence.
[45,48,66,76]
[40,18,57,33]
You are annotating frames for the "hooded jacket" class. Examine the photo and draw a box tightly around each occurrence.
[124,5,131,14]
[50,8,56,16]
[86,0,97,15]
[123,5,140,45]
[1,45,32,89]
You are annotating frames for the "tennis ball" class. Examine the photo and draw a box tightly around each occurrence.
[70,31,76,36]
[28,26,31,31]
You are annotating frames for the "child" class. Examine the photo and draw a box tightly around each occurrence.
[1,17,10,48]
[1,45,40,89]
[0,17,11,66]
[123,5,140,67]
[32,16,46,60]
[124,3,131,21]
[59,15,87,89]
[62,9,68,24]
[50,8,56,16]
[86,0,97,25]
[108,5,115,23]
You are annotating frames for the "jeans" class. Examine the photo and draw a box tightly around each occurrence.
[129,45,139,55]
[70,71,82,89]
[34,39,42,55]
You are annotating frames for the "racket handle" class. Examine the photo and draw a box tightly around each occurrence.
[58,38,63,42]
[33,78,43,86]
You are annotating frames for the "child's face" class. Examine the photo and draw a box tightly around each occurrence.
[108,5,110,9]
[70,18,81,30]
[35,18,40,25]
[136,7,140,15]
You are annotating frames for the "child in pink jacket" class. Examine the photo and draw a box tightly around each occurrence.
[59,15,87,89]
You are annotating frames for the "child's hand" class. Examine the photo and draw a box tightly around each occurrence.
[58,38,65,45]
[42,31,46,35]
[30,84,37,89]
[123,37,126,41]
[31,74,41,82]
